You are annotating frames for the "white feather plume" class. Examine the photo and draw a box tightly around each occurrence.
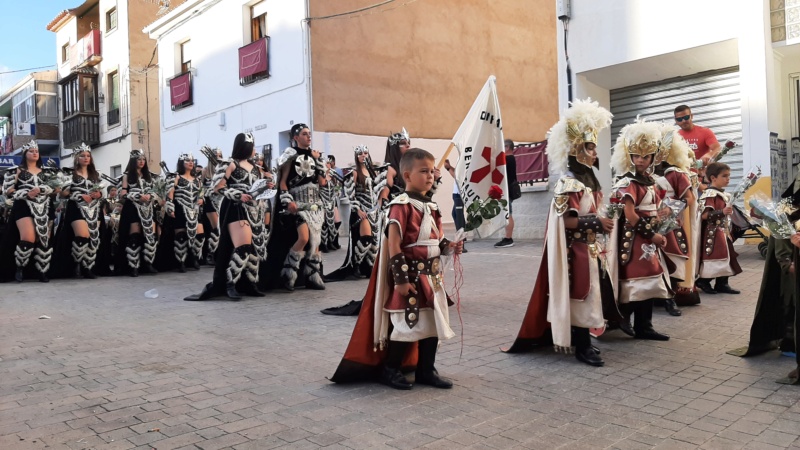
[545,98,613,174]
[657,122,692,171]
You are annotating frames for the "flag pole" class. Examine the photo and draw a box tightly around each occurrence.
[436,142,456,170]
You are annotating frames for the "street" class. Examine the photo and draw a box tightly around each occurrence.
[1,240,799,449]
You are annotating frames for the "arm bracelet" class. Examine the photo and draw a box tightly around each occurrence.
[389,253,411,285]
[165,200,175,215]
[221,187,243,202]
[708,209,726,222]
[576,216,604,234]
[280,191,294,207]
[439,238,454,255]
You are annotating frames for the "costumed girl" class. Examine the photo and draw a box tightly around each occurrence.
[261,123,326,292]
[325,145,389,281]
[609,119,671,341]
[319,155,342,253]
[164,153,205,272]
[186,132,263,300]
[503,98,619,366]
[0,141,55,282]
[250,152,272,264]
[653,124,698,313]
[51,143,105,279]
[200,147,223,264]
[115,150,158,276]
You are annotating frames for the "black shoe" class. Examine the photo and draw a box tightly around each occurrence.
[619,320,635,337]
[462,246,468,253]
[321,300,362,316]
[696,280,716,294]
[576,347,604,367]
[239,283,266,297]
[82,268,97,279]
[191,259,200,270]
[381,366,413,390]
[226,282,242,301]
[74,264,83,279]
[178,262,187,273]
[634,328,670,341]
[664,298,682,316]
[591,345,601,354]
[415,370,453,389]
[494,238,514,248]
[319,243,328,253]
[39,273,49,283]
[714,284,740,294]
[15,268,23,283]
[143,263,158,274]
[130,268,139,277]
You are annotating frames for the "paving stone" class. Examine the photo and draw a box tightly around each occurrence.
[2,243,798,449]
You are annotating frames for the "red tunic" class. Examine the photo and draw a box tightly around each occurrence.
[565,189,602,300]
[383,202,442,311]
[615,178,664,280]
[661,170,692,257]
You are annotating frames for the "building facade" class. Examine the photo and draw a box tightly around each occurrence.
[143,0,309,169]
[48,0,178,176]
[0,71,60,158]
[556,0,800,203]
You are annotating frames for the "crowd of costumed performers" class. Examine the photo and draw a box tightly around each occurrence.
[1,109,796,387]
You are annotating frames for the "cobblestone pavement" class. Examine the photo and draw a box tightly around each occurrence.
[1,239,799,450]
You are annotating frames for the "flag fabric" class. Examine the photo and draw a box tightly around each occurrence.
[452,76,508,238]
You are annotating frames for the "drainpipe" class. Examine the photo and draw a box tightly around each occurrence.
[304,0,314,134]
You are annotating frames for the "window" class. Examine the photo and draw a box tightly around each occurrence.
[36,95,58,124]
[60,75,98,118]
[250,2,267,42]
[107,71,120,125]
[180,40,191,73]
[111,165,122,178]
[106,7,117,32]
[62,43,70,65]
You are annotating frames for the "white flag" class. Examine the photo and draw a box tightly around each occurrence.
[452,76,508,237]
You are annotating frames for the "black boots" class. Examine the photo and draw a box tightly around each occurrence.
[696,278,716,294]
[572,327,604,367]
[714,277,740,294]
[225,245,249,300]
[664,298,682,316]
[381,341,412,390]
[633,300,670,341]
[14,240,34,282]
[416,337,453,388]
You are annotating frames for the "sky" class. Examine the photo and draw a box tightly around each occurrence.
[0,0,77,94]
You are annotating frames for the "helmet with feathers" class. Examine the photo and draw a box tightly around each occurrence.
[610,117,662,175]
[656,123,692,171]
[546,98,613,174]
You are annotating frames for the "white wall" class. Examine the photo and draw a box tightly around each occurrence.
[147,0,309,166]
[558,0,775,185]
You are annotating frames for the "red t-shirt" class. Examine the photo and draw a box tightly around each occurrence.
[678,125,718,160]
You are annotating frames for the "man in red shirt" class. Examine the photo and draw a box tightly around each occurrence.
[674,105,721,166]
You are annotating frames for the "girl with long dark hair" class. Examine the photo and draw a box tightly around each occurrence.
[187,133,263,300]
[53,143,104,278]
[1,141,54,282]
[164,153,205,272]
[115,149,158,276]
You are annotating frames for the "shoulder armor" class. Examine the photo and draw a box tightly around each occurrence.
[553,177,585,195]
[699,189,723,201]
[277,148,297,167]
[388,193,411,206]
[664,166,689,175]
[612,177,632,190]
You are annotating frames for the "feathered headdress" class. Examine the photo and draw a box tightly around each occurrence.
[610,117,662,175]
[545,98,613,174]
[388,128,410,145]
[657,123,692,171]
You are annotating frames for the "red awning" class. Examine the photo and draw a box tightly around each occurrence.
[515,141,549,183]
[169,72,192,108]
[238,38,268,79]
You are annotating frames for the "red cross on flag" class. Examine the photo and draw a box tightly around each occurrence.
[449,76,508,238]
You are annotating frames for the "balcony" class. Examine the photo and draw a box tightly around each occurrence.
[70,29,102,70]
[239,37,269,86]
[63,114,99,148]
[169,71,193,111]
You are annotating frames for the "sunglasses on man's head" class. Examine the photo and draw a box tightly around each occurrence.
[675,115,691,122]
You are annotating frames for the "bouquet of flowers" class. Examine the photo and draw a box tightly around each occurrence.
[150,177,172,201]
[40,168,68,192]
[600,195,624,219]
[89,180,107,195]
[712,140,737,163]
[655,198,687,235]
[748,194,796,239]
[465,185,508,232]
[728,166,761,206]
